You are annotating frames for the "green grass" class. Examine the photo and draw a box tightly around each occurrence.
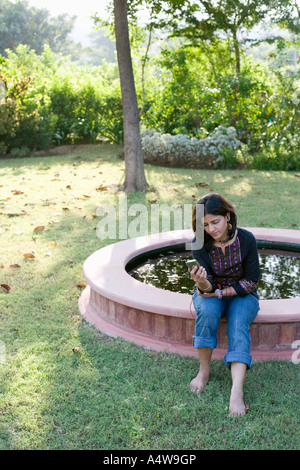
[0,144,299,450]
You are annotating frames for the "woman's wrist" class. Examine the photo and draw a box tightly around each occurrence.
[222,286,236,297]
[197,280,212,292]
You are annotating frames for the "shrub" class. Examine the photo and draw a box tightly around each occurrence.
[10,146,30,157]
[0,82,53,154]
[141,126,241,168]
[0,47,124,152]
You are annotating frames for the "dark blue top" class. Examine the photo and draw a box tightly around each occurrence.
[192,227,260,298]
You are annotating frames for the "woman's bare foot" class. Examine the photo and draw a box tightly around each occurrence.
[189,368,210,393]
[228,387,246,416]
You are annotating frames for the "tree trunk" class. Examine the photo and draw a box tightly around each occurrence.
[232,29,241,74]
[113,0,148,192]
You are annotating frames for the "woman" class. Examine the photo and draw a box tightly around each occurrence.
[189,193,260,416]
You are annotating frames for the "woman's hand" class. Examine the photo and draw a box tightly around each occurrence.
[189,265,211,291]
[197,290,218,298]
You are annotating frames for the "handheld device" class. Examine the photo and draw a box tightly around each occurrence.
[185,259,200,270]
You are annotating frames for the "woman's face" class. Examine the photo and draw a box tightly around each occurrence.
[203,212,230,241]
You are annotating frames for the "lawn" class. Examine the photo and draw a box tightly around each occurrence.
[0,144,299,450]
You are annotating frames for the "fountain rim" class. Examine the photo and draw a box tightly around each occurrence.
[82,227,300,323]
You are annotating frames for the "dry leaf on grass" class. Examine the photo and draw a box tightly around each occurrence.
[96,185,109,191]
[11,190,24,195]
[23,253,35,258]
[1,284,11,293]
[33,226,45,232]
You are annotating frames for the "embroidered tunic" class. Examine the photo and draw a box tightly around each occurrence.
[192,227,260,298]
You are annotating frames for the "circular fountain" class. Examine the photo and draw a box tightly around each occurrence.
[78,228,300,361]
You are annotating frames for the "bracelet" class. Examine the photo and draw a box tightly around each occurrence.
[197,285,211,293]
[197,281,212,293]
[217,289,223,300]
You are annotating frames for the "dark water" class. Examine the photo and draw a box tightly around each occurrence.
[128,250,300,300]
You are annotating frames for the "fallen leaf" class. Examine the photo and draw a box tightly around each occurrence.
[76,283,86,288]
[11,190,24,195]
[67,258,73,264]
[195,182,209,187]
[96,185,109,191]
[245,403,250,414]
[49,241,57,246]
[33,225,45,232]
[83,194,91,198]
[1,284,11,293]
[9,264,21,268]
[0,264,4,268]
[72,347,81,353]
[23,253,35,258]
[259,221,266,226]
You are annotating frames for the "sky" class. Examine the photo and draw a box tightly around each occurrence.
[27,0,112,45]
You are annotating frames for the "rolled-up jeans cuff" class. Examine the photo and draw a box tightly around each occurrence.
[193,335,217,349]
[224,351,253,370]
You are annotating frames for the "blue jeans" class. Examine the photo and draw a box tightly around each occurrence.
[192,292,260,370]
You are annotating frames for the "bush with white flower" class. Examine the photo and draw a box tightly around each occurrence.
[141,126,241,168]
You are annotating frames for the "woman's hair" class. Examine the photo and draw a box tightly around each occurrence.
[192,193,237,249]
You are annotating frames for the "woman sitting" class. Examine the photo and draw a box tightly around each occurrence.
[189,193,260,416]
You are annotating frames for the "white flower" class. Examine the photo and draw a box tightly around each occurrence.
[141,126,241,164]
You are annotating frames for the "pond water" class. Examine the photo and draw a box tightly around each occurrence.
[128,249,300,300]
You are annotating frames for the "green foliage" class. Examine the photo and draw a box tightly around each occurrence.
[0,73,53,154]
[48,66,123,145]
[0,41,298,170]
[0,47,124,153]
[140,43,299,169]
[0,0,79,57]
